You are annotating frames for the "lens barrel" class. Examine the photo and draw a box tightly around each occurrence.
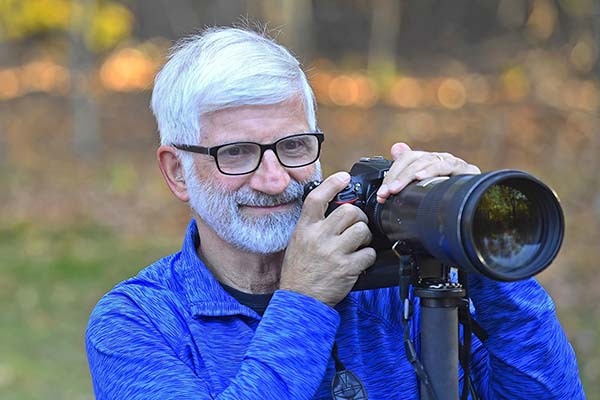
[375,170,564,281]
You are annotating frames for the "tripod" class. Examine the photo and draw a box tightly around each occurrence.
[415,276,465,400]
[397,255,472,400]
[352,250,480,400]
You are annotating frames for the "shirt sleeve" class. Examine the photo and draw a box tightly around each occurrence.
[466,275,585,399]
[86,289,340,400]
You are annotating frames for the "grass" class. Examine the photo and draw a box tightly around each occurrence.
[0,222,180,400]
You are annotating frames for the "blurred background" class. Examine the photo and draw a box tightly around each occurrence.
[0,0,598,398]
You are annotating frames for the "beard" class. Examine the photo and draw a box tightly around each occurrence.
[186,162,322,254]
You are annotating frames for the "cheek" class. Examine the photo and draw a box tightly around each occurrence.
[194,162,249,192]
[211,173,249,192]
[221,178,249,192]
[289,164,318,184]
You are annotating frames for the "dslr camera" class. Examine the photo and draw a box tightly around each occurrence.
[304,157,564,290]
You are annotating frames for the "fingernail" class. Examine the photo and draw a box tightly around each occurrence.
[334,171,351,183]
[415,170,426,179]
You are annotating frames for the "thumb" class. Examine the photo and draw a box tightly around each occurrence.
[301,171,351,221]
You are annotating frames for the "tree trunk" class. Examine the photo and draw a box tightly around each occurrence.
[368,0,402,74]
[69,0,100,160]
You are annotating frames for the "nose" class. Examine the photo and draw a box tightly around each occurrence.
[248,150,291,195]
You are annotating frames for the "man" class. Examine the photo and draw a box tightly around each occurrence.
[86,27,584,399]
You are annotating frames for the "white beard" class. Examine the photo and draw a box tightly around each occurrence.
[186,162,322,254]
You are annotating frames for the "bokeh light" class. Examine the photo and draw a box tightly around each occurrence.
[502,66,530,102]
[437,78,467,110]
[526,0,557,40]
[0,68,20,99]
[387,77,422,108]
[570,35,598,73]
[99,47,158,92]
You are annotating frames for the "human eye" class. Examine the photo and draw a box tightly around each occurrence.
[221,145,245,157]
[279,136,310,156]
[218,143,257,164]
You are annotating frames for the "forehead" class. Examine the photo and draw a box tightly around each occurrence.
[200,98,309,145]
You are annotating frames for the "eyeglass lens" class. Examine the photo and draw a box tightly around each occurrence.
[216,134,319,174]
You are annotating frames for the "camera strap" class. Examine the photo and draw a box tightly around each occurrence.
[458,296,474,400]
[457,271,487,400]
[330,342,368,400]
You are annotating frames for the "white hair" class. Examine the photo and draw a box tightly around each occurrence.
[150,26,317,171]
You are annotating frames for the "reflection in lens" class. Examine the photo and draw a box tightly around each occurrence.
[472,183,543,274]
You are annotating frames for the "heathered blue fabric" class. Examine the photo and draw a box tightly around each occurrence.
[86,220,585,399]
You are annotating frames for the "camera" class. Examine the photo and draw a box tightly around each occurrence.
[303,157,565,289]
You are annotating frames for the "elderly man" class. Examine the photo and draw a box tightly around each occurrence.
[86,27,584,399]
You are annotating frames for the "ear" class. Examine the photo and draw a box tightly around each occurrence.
[157,145,190,202]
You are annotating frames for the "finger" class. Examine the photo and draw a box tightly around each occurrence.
[400,153,453,182]
[390,142,412,160]
[380,150,427,187]
[376,150,428,202]
[386,153,456,193]
[301,172,351,222]
[458,163,481,175]
[347,247,377,275]
[414,154,481,179]
[326,203,369,235]
[377,153,479,203]
[338,220,372,251]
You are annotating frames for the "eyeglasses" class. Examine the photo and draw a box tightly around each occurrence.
[172,132,324,176]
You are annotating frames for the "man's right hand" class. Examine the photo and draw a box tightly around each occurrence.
[279,172,377,307]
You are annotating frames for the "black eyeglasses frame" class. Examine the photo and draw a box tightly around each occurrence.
[171,132,324,176]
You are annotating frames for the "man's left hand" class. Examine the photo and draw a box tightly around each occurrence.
[376,142,481,204]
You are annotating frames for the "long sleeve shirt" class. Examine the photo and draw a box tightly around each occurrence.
[85,219,585,399]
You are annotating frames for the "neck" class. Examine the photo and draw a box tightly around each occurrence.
[194,216,285,294]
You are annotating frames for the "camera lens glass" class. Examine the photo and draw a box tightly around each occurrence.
[472,182,543,274]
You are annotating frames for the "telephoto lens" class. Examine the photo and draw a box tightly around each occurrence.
[375,170,565,281]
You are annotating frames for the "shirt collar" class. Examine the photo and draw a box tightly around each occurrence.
[175,219,260,319]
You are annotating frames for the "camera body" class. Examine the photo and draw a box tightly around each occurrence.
[303,156,394,250]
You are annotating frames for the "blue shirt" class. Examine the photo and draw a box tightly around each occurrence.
[86,220,585,399]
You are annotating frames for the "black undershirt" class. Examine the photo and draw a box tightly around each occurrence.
[197,247,273,316]
[220,283,273,316]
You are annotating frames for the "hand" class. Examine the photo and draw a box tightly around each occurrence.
[280,172,377,307]
[376,142,481,204]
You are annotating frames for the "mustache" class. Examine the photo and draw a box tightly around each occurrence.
[234,181,305,207]
[187,160,322,208]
